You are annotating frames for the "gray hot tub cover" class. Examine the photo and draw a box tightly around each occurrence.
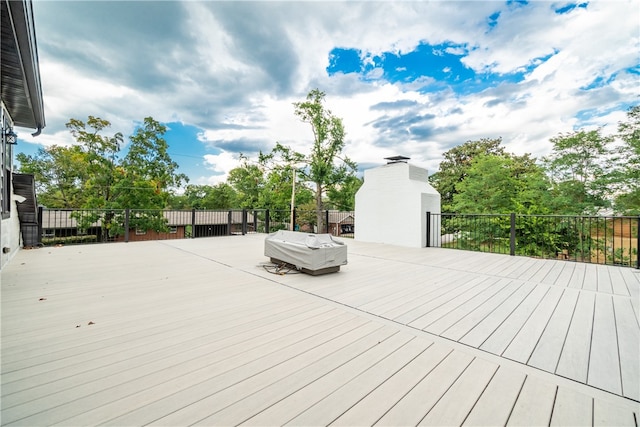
[264,230,348,271]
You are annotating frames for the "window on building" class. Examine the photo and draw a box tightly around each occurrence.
[1,107,12,218]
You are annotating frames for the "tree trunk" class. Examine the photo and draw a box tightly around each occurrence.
[315,182,323,234]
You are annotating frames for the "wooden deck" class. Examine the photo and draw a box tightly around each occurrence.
[1,234,638,426]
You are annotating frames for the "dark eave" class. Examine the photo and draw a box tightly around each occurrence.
[1,0,45,133]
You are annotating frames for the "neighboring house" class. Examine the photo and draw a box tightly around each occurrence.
[328,210,355,237]
[1,0,46,268]
[39,209,257,243]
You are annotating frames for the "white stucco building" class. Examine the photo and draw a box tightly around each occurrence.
[355,156,441,248]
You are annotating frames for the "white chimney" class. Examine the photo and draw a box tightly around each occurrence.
[355,156,441,248]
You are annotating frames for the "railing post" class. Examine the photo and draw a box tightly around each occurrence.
[253,210,257,233]
[191,208,196,238]
[636,215,640,269]
[242,209,248,235]
[510,213,516,256]
[426,211,431,247]
[265,209,270,234]
[325,210,329,234]
[124,208,130,243]
[37,206,43,245]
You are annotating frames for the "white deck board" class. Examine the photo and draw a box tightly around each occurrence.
[373,350,475,426]
[613,295,640,400]
[506,376,556,426]
[461,365,526,426]
[2,235,638,426]
[587,294,622,395]
[329,343,452,427]
[502,286,564,363]
[549,387,593,426]
[417,357,498,426]
[555,291,595,383]
[527,288,580,372]
[458,282,537,348]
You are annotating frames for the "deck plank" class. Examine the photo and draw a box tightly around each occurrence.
[329,343,453,427]
[609,266,631,296]
[273,337,428,427]
[555,291,595,383]
[4,311,365,426]
[549,387,593,426]
[593,397,639,426]
[373,350,474,426]
[458,283,536,348]
[613,296,640,401]
[410,277,500,331]
[582,263,599,292]
[587,294,622,395]
[597,264,614,294]
[100,323,395,427]
[506,376,556,426]
[417,357,498,426]
[422,278,513,336]
[528,288,580,372]
[479,284,550,355]
[461,365,526,426]
[440,280,524,342]
[502,286,564,363]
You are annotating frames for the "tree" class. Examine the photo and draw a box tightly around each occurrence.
[277,89,357,230]
[227,158,267,209]
[429,138,505,212]
[451,153,551,214]
[612,105,640,214]
[543,129,613,214]
[17,116,188,238]
[172,184,238,209]
[16,145,88,208]
[114,117,188,209]
[326,175,362,210]
[65,116,123,208]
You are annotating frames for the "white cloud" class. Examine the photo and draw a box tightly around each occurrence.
[201,151,242,185]
[24,0,638,187]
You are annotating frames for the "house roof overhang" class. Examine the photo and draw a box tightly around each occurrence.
[1,0,45,134]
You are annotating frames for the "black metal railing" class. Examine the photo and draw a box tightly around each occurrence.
[427,212,640,268]
[36,208,355,246]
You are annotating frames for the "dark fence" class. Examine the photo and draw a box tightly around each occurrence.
[427,212,640,268]
[36,208,355,246]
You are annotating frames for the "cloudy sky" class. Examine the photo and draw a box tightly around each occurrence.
[15,0,639,185]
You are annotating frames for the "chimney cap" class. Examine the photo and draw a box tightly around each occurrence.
[384,155,410,164]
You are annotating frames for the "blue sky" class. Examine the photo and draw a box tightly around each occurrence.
[14,0,639,185]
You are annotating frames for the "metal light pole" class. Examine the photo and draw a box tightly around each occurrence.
[290,167,296,231]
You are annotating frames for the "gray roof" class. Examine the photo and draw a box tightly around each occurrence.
[41,210,255,229]
[1,0,46,132]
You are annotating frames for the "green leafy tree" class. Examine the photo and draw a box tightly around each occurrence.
[326,175,362,211]
[16,145,88,208]
[543,129,613,214]
[429,138,505,212]
[227,158,266,209]
[65,116,123,208]
[265,89,357,231]
[612,105,640,214]
[174,183,238,209]
[18,116,188,238]
[452,155,519,213]
[115,117,188,209]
